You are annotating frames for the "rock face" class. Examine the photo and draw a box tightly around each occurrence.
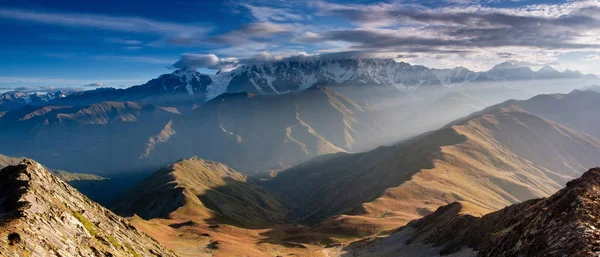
[469,167,600,256]
[350,167,600,256]
[0,159,177,257]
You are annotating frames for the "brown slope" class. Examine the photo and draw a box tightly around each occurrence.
[0,153,20,168]
[0,159,177,257]
[349,167,600,257]
[112,157,335,257]
[113,156,291,229]
[502,89,600,139]
[267,105,600,236]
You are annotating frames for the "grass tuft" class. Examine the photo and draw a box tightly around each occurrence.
[125,245,140,257]
[106,235,122,249]
[73,212,96,237]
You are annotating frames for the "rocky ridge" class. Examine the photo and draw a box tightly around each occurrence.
[0,159,177,257]
[352,167,600,256]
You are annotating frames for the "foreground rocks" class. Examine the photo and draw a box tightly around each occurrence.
[0,159,178,257]
[346,167,600,257]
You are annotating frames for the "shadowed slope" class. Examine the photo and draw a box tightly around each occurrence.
[266,128,468,224]
[114,157,291,229]
[0,101,179,175]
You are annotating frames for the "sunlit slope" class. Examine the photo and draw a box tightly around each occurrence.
[345,167,600,256]
[0,159,176,257]
[505,89,600,139]
[114,157,332,257]
[114,157,291,228]
[0,153,112,203]
[0,153,20,168]
[268,105,600,235]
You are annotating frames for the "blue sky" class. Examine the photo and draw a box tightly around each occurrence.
[0,0,599,91]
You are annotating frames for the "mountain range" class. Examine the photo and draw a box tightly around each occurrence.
[3,58,600,256]
[265,90,600,233]
[0,83,487,183]
[97,88,600,256]
[2,87,600,256]
[1,60,597,113]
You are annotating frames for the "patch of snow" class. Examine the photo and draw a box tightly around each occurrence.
[206,73,233,101]
[248,77,264,93]
[300,73,318,90]
[185,83,194,96]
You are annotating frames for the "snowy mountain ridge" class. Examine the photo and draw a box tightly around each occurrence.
[0,59,597,112]
[167,59,598,102]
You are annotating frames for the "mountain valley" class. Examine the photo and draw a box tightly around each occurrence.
[84,88,600,257]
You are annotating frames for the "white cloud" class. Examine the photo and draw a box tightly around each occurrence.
[582,54,600,61]
[90,55,174,64]
[172,54,240,71]
[105,38,144,45]
[84,82,105,87]
[0,8,210,37]
[242,4,305,22]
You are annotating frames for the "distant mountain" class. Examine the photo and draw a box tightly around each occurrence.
[499,89,600,139]
[113,156,291,228]
[1,60,596,112]
[266,94,600,236]
[0,159,177,257]
[139,87,381,174]
[0,90,68,112]
[0,153,20,168]
[142,60,595,102]
[0,101,180,176]
[0,85,490,180]
[347,167,600,256]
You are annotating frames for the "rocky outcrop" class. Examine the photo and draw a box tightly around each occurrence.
[384,167,600,256]
[0,159,178,257]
